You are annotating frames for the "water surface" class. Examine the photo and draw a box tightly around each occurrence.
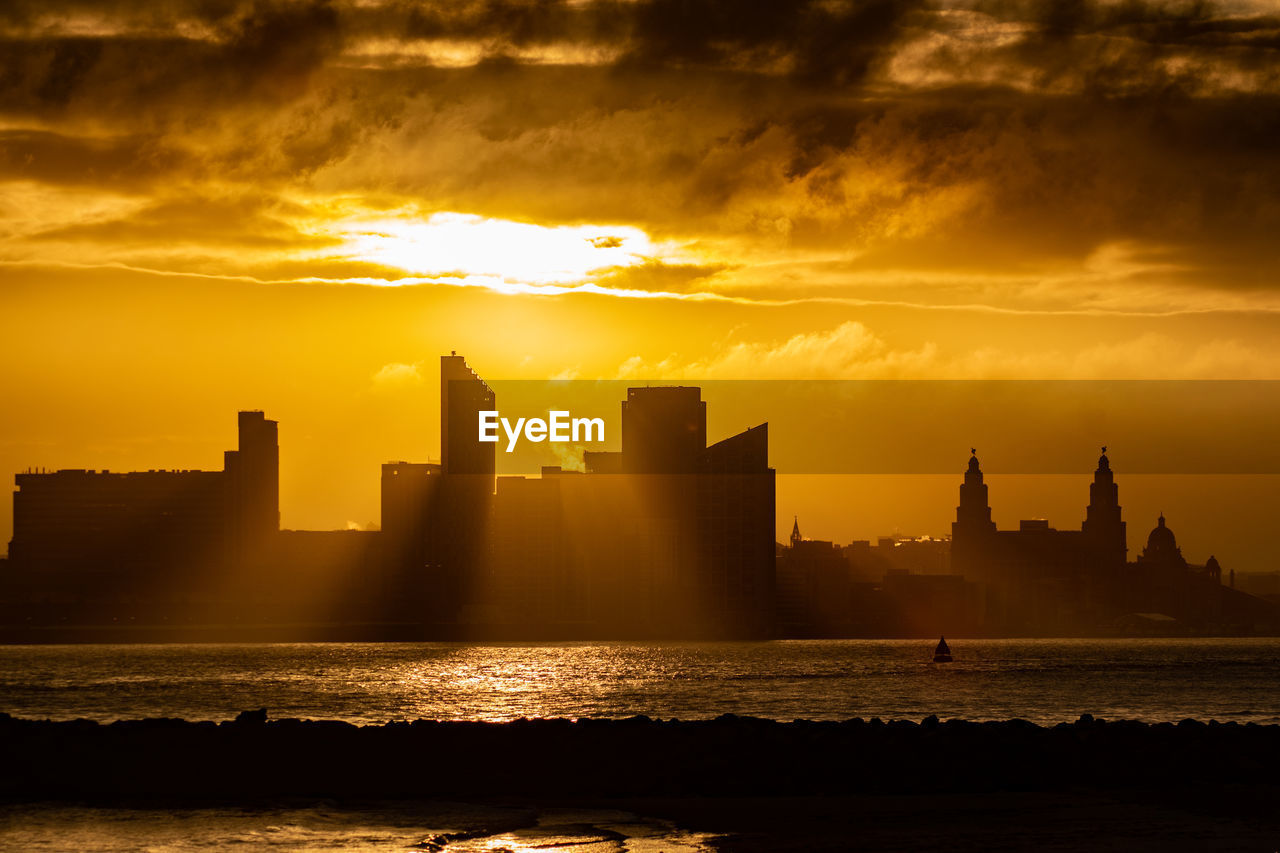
[3,638,1279,724]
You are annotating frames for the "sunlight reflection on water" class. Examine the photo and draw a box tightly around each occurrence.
[3,638,1280,725]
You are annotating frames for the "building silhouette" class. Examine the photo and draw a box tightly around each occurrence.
[485,386,775,638]
[440,352,496,478]
[776,518,851,632]
[1082,449,1126,568]
[948,449,1128,631]
[621,386,707,474]
[225,411,280,564]
[379,461,442,620]
[5,412,278,622]
[779,519,982,637]
[440,353,496,621]
[947,449,1278,633]
[6,366,1280,639]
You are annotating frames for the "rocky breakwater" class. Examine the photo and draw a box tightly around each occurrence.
[1,711,1276,801]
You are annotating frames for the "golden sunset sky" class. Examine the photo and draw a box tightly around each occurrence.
[2,0,1279,568]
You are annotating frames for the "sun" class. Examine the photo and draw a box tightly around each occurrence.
[336,211,666,287]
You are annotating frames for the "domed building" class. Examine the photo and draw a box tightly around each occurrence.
[1129,512,1236,625]
[1137,514,1186,570]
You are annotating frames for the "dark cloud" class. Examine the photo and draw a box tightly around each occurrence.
[0,129,187,189]
[400,0,630,46]
[391,0,923,85]
[621,0,925,86]
[0,1,340,116]
[0,0,1277,296]
[948,0,1280,97]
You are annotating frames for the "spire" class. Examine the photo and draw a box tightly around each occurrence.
[790,515,801,547]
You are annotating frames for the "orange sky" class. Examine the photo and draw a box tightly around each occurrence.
[2,0,1279,569]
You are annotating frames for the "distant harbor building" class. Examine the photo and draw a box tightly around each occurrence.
[948,449,1275,633]
[6,412,279,620]
[1124,513,1234,626]
[380,461,443,619]
[949,449,1128,632]
[779,519,981,637]
[776,518,850,631]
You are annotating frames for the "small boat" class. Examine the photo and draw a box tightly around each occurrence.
[932,636,953,663]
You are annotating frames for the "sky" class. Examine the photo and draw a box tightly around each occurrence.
[2,0,1279,566]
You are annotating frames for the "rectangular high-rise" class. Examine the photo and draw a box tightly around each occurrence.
[224,411,279,564]
[481,385,775,638]
[6,410,279,620]
[437,353,495,622]
[621,386,706,474]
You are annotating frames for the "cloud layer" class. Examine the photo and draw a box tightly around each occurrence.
[2,0,1280,404]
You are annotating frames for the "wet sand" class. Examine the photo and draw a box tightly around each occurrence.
[7,793,1273,852]
[626,789,1280,852]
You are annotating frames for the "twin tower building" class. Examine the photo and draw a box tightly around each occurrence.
[953,449,1240,631]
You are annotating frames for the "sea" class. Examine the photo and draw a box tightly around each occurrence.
[3,637,1280,726]
[3,638,1280,851]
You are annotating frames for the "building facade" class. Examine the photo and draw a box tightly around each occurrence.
[6,411,278,621]
[484,387,776,638]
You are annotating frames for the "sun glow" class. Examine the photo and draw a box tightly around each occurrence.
[336,212,671,287]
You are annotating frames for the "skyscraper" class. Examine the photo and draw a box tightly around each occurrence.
[437,353,495,623]
[440,352,495,479]
[621,386,706,474]
[224,410,279,558]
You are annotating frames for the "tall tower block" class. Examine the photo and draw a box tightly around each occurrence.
[224,410,279,558]
[441,352,496,479]
[436,353,495,621]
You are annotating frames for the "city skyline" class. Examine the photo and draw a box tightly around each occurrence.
[4,1,1280,591]
[5,405,1254,565]
[3,354,782,638]
[6,352,1275,640]
[3,1,1279,846]
[5,381,1280,576]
